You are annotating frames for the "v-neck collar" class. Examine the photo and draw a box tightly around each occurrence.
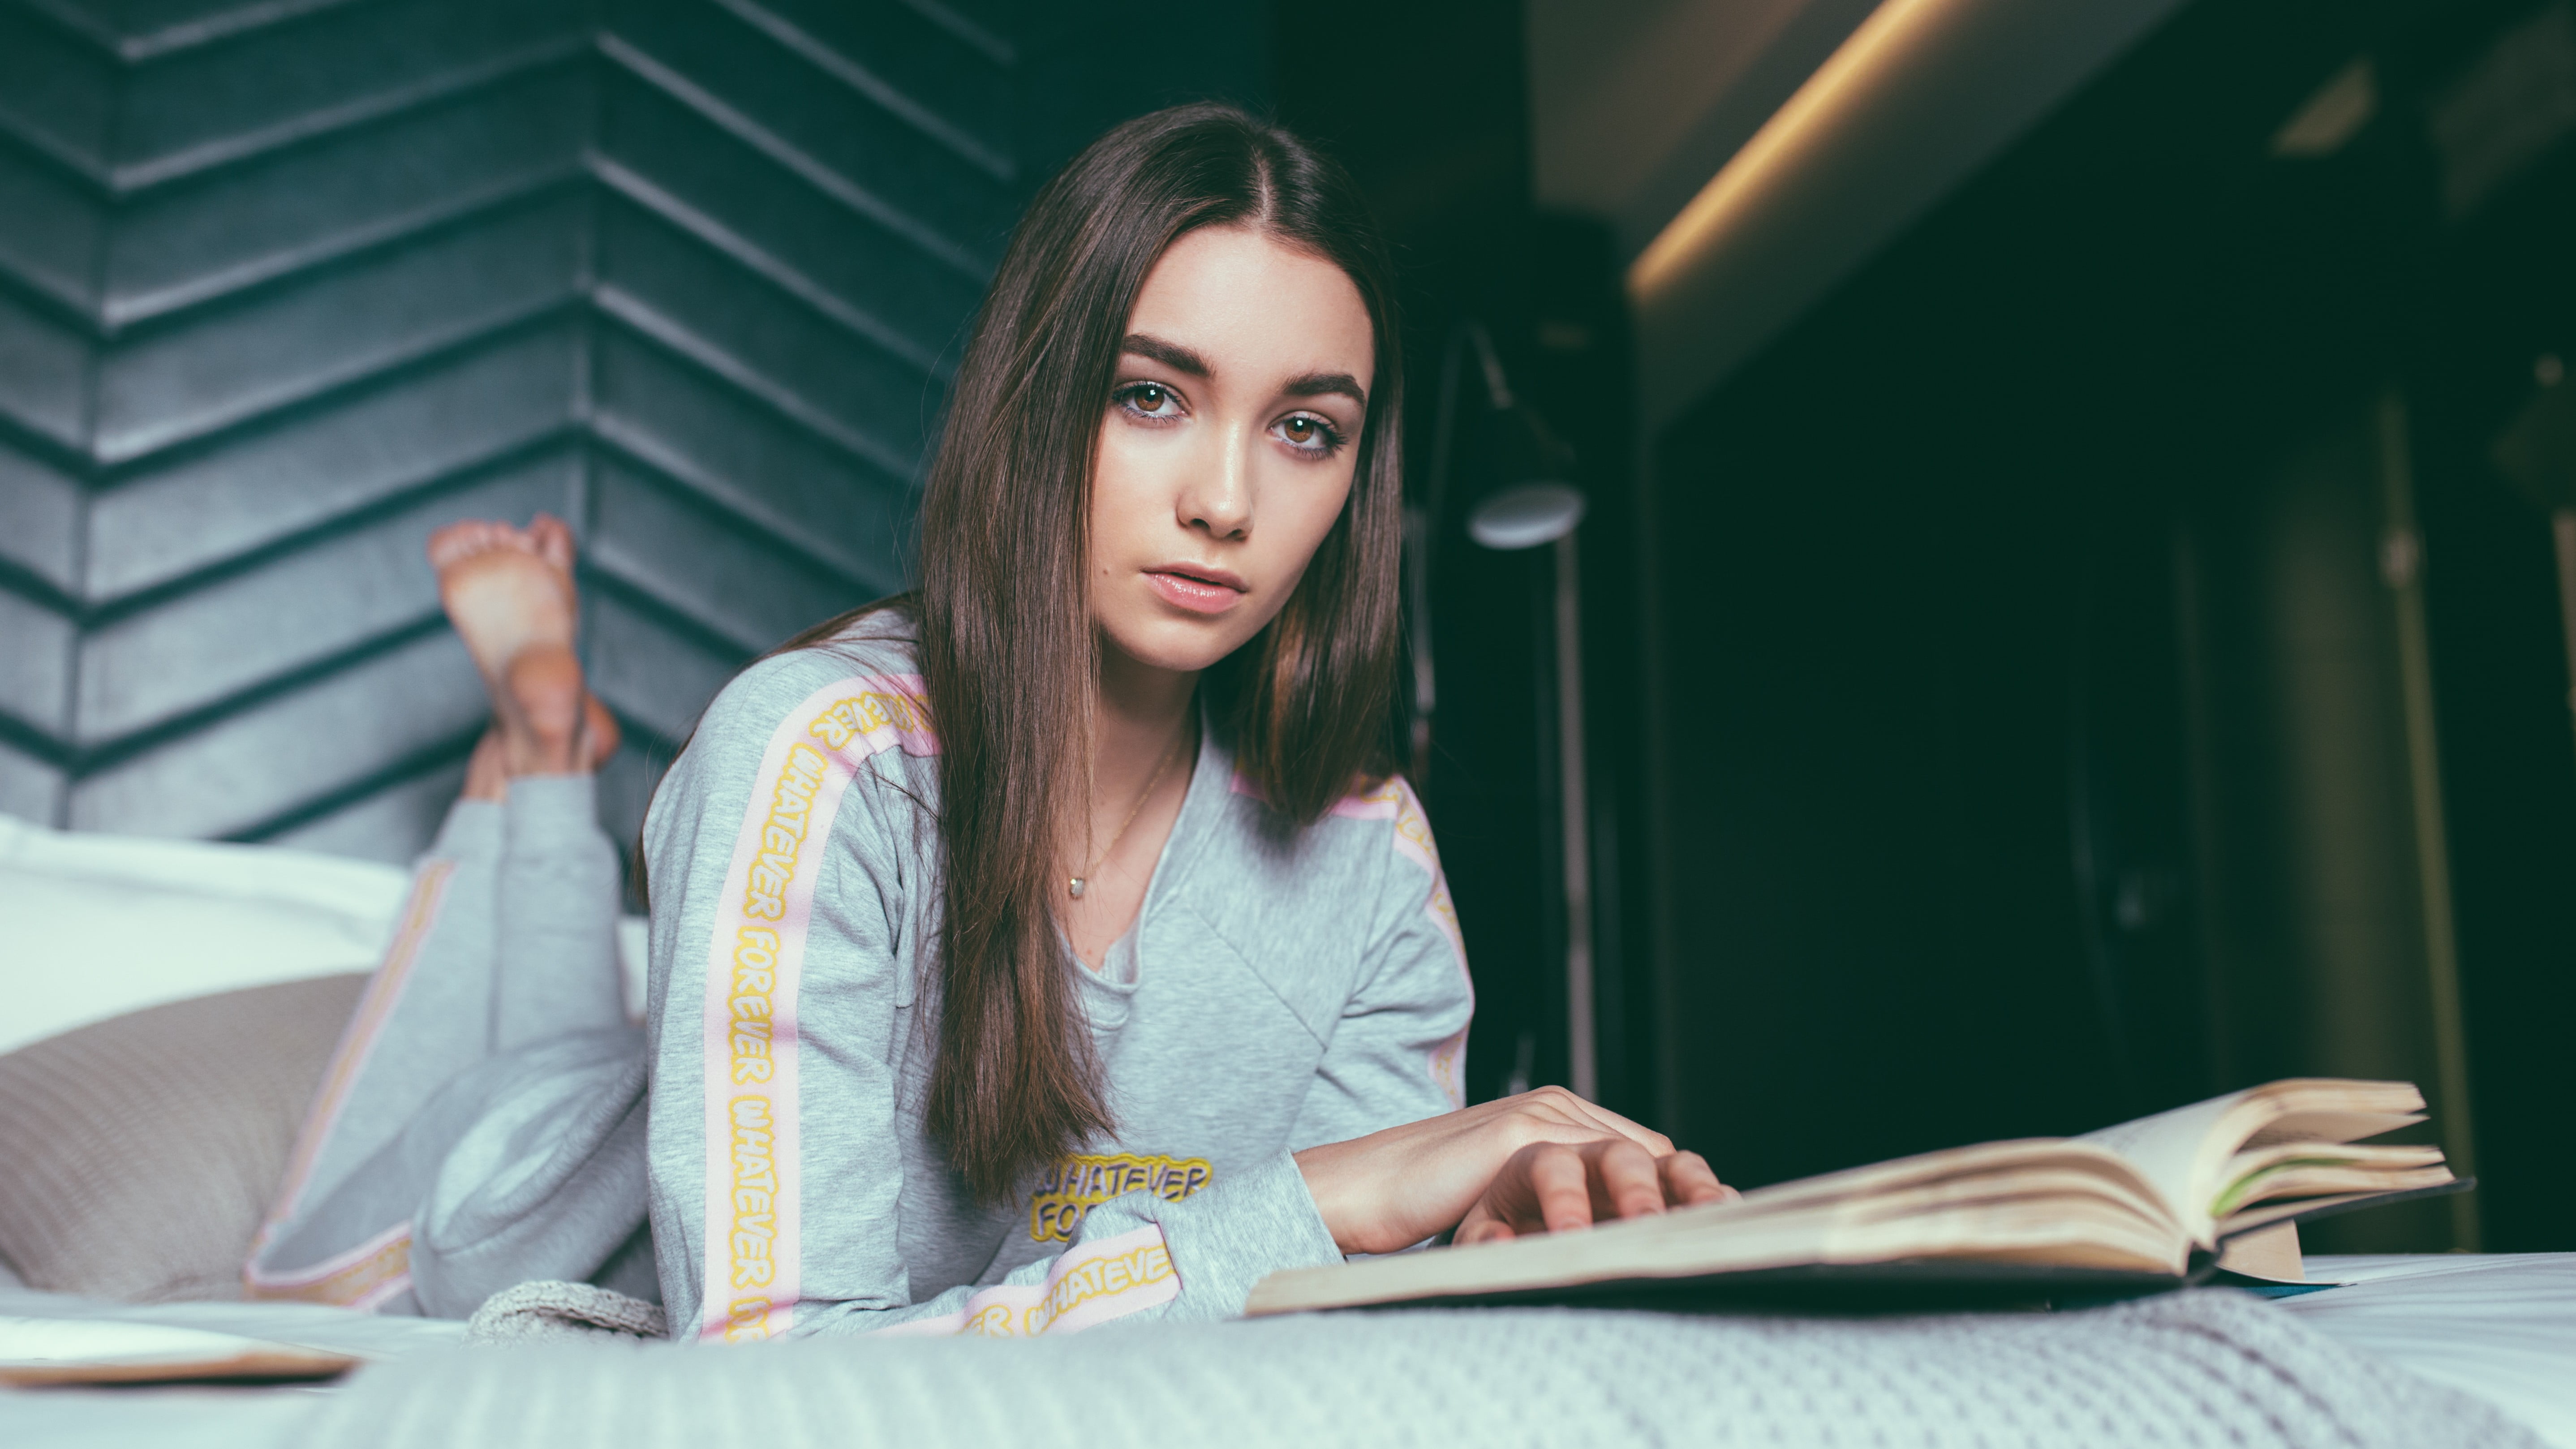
[1067,704,1226,1005]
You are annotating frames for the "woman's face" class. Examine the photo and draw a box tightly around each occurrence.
[1088,224,1375,675]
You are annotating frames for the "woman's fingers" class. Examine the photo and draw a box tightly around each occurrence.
[1590,1139,1669,1221]
[1454,1200,1512,1246]
[1297,1084,1719,1254]
[1526,1143,1598,1234]
[1467,1139,1687,1246]
[1658,1149,1734,1208]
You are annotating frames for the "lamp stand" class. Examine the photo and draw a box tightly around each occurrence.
[1553,530,1597,1101]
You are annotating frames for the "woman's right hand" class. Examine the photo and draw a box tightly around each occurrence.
[1292,1087,1733,1256]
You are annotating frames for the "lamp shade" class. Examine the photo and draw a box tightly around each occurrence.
[1469,482,1587,549]
[1465,401,1585,550]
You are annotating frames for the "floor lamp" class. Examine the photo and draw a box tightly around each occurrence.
[1411,323,1596,1099]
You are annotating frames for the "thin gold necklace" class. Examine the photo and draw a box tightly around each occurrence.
[1067,728,1189,899]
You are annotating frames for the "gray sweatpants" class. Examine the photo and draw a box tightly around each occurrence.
[244,775,656,1318]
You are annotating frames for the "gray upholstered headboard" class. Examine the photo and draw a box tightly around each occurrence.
[0,0,1035,868]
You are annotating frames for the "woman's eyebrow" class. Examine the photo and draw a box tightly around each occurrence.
[1122,333,1365,407]
[1283,371,1367,407]
[1121,332,1209,376]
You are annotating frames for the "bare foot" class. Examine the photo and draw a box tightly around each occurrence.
[458,676,614,798]
[532,516,622,768]
[429,517,576,679]
[581,695,622,770]
[430,515,587,775]
[503,643,587,775]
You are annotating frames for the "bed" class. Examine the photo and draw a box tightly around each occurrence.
[2282,1253,2576,1445]
[5,1259,2571,1449]
[3,821,2569,1448]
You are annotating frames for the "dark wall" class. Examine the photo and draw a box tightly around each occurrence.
[0,0,1264,869]
[1643,0,2576,1251]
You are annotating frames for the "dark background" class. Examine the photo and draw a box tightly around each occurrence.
[1280,0,2576,1254]
[1622,0,2576,1252]
[3,0,2569,1253]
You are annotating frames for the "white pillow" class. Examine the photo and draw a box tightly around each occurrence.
[0,816,650,1056]
[0,816,409,1058]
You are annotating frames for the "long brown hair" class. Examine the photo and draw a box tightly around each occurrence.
[786,104,1405,1200]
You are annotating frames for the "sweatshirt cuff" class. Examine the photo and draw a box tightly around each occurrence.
[1085,1151,1341,1321]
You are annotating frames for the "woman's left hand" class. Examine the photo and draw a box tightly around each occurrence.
[1453,1136,1732,1245]
[1294,1086,1734,1255]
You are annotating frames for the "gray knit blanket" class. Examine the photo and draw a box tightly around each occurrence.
[463,1280,667,1345]
[297,1289,2540,1449]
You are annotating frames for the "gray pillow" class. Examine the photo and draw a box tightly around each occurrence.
[0,974,367,1303]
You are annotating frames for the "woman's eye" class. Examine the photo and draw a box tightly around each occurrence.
[1118,382,1182,420]
[1276,413,1344,454]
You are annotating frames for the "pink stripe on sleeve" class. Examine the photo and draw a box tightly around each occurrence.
[696,675,935,1344]
[1380,778,1471,1108]
[1328,777,1402,820]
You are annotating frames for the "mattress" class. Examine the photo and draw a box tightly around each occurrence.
[4,1256,2568,1449]
[2282,1254,2576,1449]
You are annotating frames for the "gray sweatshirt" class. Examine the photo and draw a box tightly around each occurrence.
[641,622,1475,1342]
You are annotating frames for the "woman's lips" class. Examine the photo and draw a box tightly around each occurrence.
[1145,568,1247,615]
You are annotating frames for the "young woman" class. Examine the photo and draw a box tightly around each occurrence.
[642,103,1725,1341]
[249,103,1726,1335]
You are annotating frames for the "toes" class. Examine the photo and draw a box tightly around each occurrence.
[427,518,563,573]
[427,519,506,569]
[525,513,576,573]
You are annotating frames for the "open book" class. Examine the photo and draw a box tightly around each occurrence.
[1247,1079,2462,1316]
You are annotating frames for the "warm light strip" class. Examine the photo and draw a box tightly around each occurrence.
[1626,0,1956,306]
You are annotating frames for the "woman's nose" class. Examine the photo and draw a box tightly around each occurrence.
[1179,423,1253,539]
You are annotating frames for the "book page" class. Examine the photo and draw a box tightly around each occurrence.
[2076,1080,2430,1243]
[2074,1089,2252,1223]
[1715,1139,2157,1220]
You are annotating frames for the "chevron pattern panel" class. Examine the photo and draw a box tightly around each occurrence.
[0,0,1021,869]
